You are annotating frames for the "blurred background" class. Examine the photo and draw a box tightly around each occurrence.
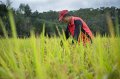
[0,0,120,37]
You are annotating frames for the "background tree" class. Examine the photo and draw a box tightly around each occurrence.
[0,2,120,37]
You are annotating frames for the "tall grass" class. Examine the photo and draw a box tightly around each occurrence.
[0,11,120,79]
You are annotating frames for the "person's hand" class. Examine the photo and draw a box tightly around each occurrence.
[72,40,74,44]
[60,40,63,47]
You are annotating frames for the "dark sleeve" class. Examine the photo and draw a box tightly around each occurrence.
[65,26,70,39]
[73,20,82,41]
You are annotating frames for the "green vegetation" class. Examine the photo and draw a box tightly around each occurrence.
[0,11,120,79]
[0,2,120,37]
[0,1,120,79]
[0,35,120,79]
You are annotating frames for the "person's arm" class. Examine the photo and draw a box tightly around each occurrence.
[65,25,70,39]
[60,26,70,47]
[73,20,82,41]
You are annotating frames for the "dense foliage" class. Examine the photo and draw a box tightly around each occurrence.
[0,3,120,37]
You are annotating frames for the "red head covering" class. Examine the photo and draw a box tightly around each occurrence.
[59,10,68,21]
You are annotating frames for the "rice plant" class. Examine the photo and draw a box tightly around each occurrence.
[0,11,120,79]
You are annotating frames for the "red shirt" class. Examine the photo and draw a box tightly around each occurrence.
[68,16,93,39]
[67,16,94,44]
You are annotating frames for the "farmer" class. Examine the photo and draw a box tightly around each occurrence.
[59,10,94,45]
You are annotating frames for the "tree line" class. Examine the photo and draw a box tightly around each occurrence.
[0,3,120,37]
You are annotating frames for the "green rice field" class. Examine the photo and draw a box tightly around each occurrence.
[0,11,120,79]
